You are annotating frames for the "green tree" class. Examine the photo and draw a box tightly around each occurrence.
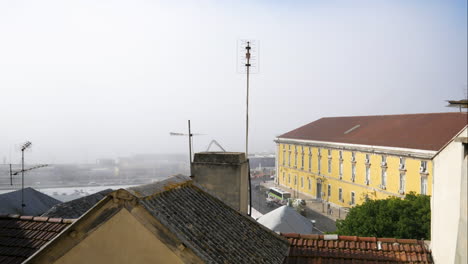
[336,193,430,239]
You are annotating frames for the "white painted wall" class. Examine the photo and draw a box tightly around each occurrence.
[431,127,467,264]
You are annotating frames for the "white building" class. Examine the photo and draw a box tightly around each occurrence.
[431,125,467,264]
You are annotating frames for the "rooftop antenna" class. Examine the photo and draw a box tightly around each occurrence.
[170,120,205,175]
[206,140,226,152]
[238,39,258,217]
[20,141,31,214]
[237,40,258,157]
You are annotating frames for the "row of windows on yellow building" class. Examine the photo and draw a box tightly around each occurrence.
[277,143,432,207]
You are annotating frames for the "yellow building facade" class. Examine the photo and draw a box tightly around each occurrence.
[276,142,433,207]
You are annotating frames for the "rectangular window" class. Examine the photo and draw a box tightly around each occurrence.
[294,146,298,168]
[420,161,428,173]
[282,172,285,183]
[382,155,387,166]
[351,164,356,182]
[288,145,291,167]
[351,192,355,205]
[294,175,297,185]
[400,173,405,193]
[301,147,304,169]
[339,188,343,201]
[318,149,321,174]
[365,154,370,163]
[328,184,331,197]
[301,176,304,188]
[421,176,428,195]
[381,169,387,187]
[288,174,290,184]
[399,157,406,170]
[328,158,332,174]
[351,152,356,162]
[365,166,370,184]
[308,148,312,171]
[308,178,311,190]
[339,161,343,178]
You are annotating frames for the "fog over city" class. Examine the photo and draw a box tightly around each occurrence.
[1,0,466,164]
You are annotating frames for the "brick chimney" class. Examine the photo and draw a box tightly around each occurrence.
[191,152,248,214]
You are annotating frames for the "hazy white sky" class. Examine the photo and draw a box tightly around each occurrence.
[1,0,466,164]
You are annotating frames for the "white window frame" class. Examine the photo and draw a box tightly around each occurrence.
[399,173,405,194]
[351,163,356,182]
[300,176,304,188]
[288,145,291,167]
[301,147,304,169]
[381,168,387,187]
[399,157,406,170]
[365,166,370,185]
[308,148,312,172]
[381,155,387,166]
[420,160,428,173]
[308,178,312,190]
[421,176,428,195]
[294,146,298,168]
[317,149,321,174]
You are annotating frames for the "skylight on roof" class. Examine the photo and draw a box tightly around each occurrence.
[344,125,360,134]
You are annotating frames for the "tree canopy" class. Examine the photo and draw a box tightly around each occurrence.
[336,193,430,239]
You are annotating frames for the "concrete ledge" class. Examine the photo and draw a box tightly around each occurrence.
[193,152,246,164]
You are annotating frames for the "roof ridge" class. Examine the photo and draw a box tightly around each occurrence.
[321,112,467,119]
[0,214,75,224]
[281,233,422,244]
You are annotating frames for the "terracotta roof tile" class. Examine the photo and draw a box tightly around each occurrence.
[282,233,433,263]
[0,215,73,264]
[278,112,467,151]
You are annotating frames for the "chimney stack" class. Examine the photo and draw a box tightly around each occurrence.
[191,152,248,214]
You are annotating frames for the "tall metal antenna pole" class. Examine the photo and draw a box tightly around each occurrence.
[245,42,251,157]
[21,149,25,213]
[188,120,192,165]
[20,141,31,214]
[9,164,12,186]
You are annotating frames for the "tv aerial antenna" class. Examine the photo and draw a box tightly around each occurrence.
[237,39,258,157]
[170,120,205,175]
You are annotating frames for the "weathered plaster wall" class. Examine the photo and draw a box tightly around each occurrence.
[54,209,184,264]
[191,152,248,214]
[432,127,467,264]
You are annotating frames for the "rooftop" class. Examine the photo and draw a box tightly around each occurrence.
[42,189,113,219]
[282,233,432,263]
[0,215,73,264]
[137,176,289,263]
[278,112,467,151]
[0,188,61,216]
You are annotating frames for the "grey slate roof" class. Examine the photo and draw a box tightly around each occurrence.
[127,174,188,198]
[0,187,61,216]
[42,189,113,218]
[136,176,289,264]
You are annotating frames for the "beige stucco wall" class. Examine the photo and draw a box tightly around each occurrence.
[431,127,467,264]
[54,209,184,264]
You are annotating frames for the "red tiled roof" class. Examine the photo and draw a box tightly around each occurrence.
[0,215,73,264]
[282,233,432,263]
[278,113,468,151]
